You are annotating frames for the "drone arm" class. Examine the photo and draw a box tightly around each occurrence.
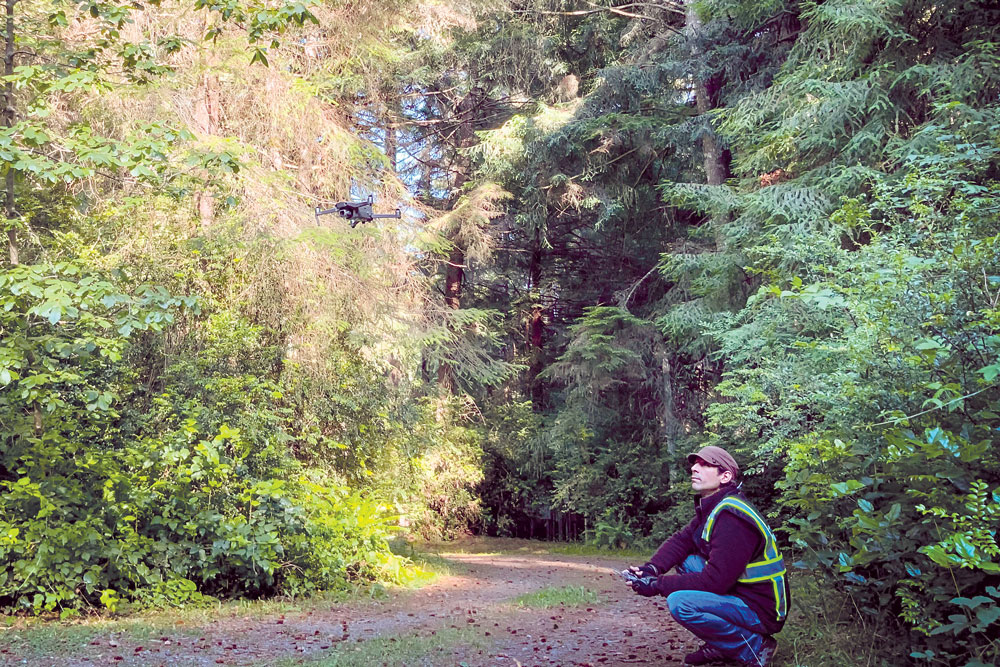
[314,198,399,225]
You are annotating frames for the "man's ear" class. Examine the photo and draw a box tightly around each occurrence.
[721,470,734,484]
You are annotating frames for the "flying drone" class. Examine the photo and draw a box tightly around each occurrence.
[314,194,401,228]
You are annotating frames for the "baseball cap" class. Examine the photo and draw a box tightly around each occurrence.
[686,445,740,479]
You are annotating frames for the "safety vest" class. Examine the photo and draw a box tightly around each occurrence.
[701,496,788,621]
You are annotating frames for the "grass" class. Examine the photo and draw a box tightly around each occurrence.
[266,627,487,666]
[510,585,601,608]
[393,549,455,574]
[0,587,384,662]
[548,542,648,559]
[403,535,648,560]
[389,538,472,578]
[0,614,192,658]
[778,573,899,667]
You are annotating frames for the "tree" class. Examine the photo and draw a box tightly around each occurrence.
[1,0,322,263]
[0,0,438,614]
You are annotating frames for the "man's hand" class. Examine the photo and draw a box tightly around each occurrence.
[628,563,659,578]
[622,563,660,596]
[630,575,659,597]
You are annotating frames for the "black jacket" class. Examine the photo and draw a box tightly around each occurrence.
[647,486,789,635]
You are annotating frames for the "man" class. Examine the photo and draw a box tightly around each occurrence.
[627,446,789,666]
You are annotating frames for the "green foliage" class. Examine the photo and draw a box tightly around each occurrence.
[534,307,685,539]
[0,256,415,613]
[4,0,323,235]
[903,481,1000,657]
[714,100,1000,662]
[7,7,1000,667]
[587,512,634,551]
[778,573,898,666]
[476,400,545,537]
[0,405,409,613]
[0,261,195,401]
[0,0,507,623]
[401,6,1000,663]
[420,307,525,391]
[403,396,486,540]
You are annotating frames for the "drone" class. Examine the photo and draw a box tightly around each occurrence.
[314,194,401,228]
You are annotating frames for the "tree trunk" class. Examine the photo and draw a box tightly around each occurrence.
[443,246,464,311]
[4,0,17,265]
[384,102,397,174]
[658,348,682,483]
[193,16,221,227]
[437,245,464,392]
[695,76,729,187]
[686,3,730,189]
[527,228,545,409]
[436,88,483,393]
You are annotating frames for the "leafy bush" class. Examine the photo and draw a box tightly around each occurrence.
[0,262,409,614]
[403,396,486,540]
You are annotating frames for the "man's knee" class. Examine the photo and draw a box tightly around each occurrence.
[667,591,701,622]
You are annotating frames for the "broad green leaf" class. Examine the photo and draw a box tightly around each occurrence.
[974,605,1000,627]
[952,596,992,609]
[830,479,865,497]
[978,364,1000,382]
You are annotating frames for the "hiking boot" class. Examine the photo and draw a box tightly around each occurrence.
[684,642,727,665]
[742,635,778,667]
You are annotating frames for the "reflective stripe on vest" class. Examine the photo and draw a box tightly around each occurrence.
[701,496,788,621]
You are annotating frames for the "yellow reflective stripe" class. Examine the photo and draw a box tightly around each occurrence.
[703,498,758,537]
[704,498,774,544]
[708,499,765,532]
[741,560,786,581]
[773,574,788,619]
[716,500,780,560]
[740,554,786,583]
[702,508,721,539]
[704,497,788,620]
[772,578,782,618]
[753,554,784,566]
[739,568,787,584]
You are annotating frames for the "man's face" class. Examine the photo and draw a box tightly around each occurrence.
[690,457,732,497]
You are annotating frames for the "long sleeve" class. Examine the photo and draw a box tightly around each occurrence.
[654,513,761,596]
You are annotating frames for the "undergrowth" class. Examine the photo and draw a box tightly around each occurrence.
[780,572,898,666]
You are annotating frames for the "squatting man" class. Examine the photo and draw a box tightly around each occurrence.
[623,446,789,666]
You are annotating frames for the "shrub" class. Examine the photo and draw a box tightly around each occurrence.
[0,262,409,613]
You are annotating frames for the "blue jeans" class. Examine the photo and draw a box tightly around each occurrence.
[666,555,770,665]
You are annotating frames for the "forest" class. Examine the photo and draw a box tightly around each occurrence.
[0,0,998,664]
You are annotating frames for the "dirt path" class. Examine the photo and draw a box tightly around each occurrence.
[1,541,700,667]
